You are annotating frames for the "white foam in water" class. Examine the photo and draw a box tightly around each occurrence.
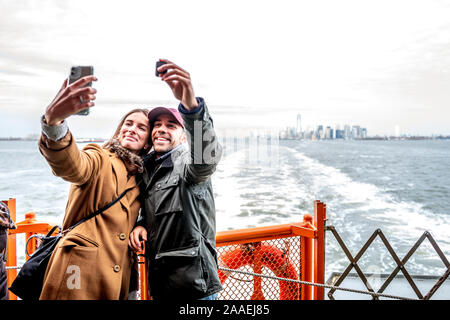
[213,151,247,230]
[288,147,450,276]
[291,149,450,244]
[213,145,313,231]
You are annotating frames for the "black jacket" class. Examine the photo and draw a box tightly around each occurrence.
[138,99,223,299]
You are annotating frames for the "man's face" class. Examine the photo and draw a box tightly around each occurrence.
[118,112,150,154]
[151,113,185,154]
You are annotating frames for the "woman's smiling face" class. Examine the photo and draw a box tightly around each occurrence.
[118,112,150,154]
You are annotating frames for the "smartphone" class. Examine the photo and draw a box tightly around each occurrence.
[155,61,167,77]
[68,66,94,116]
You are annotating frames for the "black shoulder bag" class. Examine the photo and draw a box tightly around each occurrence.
[9,188,130,300]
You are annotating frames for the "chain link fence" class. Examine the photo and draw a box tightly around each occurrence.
[216,238,301,300]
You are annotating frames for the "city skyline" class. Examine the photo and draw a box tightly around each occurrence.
[282,112,368,140]
[1,1,450,138]
[279,111,450,140]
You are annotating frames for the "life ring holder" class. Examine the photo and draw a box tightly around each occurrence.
[218,241,300,300]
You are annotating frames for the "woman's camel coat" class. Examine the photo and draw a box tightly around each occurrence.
[38,132,141,300]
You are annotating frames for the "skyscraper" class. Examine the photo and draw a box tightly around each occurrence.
[344,125,351,139]
[296,114,302,137]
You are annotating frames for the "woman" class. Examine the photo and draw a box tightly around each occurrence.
[38,75,150,299]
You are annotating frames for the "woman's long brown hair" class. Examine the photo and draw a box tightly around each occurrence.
[103,108,150,156]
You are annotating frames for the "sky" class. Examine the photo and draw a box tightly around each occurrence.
[1,0,450,138]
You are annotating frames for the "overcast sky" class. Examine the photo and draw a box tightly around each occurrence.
[1,0,450,138]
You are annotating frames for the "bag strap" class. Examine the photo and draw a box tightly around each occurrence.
[62,187,131,234]
[45,225,61,237]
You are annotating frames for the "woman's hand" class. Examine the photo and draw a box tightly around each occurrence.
[44,75,97,125]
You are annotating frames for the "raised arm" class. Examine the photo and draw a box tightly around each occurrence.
[39,75,101,185]
[158,59,222,183]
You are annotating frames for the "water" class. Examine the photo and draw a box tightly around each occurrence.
[213,139,450,284]
[1,139,450,287]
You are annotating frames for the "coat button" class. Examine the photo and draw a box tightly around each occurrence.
[157,183,161,189]
[114,265,121,272]
[119,233,126,241]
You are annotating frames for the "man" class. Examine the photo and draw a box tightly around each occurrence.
[129,59,223,300]
[0,201,16,300]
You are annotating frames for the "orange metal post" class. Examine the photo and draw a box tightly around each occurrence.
[313,200,326,300]
[137,241,149,300]
[301,214,314,300]
[4,198,17,300]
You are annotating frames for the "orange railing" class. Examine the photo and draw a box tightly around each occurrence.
[3,198,327,300]
[215,200,326,300]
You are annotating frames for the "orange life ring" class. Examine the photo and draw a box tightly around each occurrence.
[218,243,299,300]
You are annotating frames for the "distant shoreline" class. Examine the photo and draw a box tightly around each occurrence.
[280,136,450,141]
[1,136,449,142]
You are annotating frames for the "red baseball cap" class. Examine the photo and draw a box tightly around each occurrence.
[148,107,184,129]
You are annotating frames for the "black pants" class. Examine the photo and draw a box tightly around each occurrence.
[0,229,8,300]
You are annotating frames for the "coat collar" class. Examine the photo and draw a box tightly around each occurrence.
[106,149,137,192]
[142,144,185,192]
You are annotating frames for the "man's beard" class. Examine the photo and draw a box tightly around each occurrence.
[153,136,173,156]
[108,138,144,173]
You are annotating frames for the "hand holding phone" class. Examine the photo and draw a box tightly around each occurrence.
[156,59,198,111]
[44,71,97,126]
[69,66,94,115]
